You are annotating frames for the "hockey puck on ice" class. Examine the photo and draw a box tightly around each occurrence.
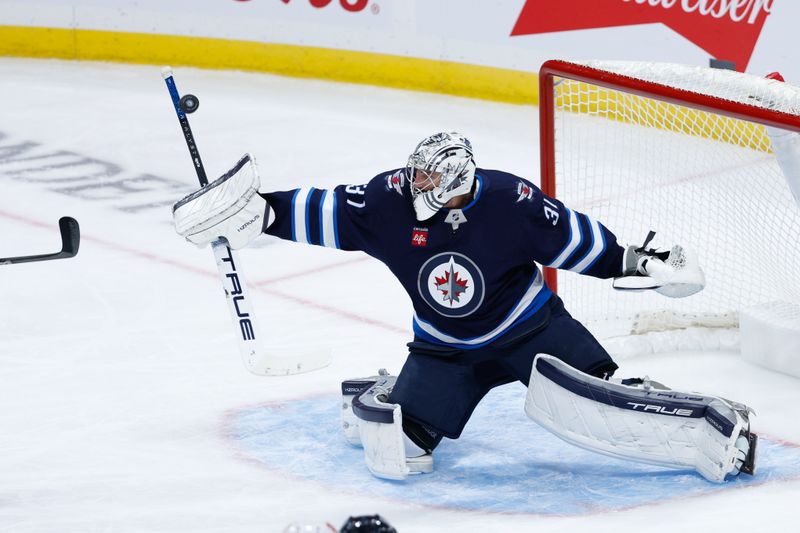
[179,94,199,114]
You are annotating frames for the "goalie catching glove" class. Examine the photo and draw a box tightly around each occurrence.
[173,153,269,249]
[614,231,705,298]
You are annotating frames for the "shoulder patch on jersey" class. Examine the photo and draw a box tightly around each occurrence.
[385,170,406,196]
[516,181,536,203]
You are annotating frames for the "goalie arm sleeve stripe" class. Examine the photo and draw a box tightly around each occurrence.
[264,180,382,252]
[557,212,620,277]
[528,188,624,278]
[287,187,341,248]
[291,188,313,244]
[319,189,340,249]
[545,208,581,269]
[267,187,322,246]
[568,216,606,274]
[543,210,606,273]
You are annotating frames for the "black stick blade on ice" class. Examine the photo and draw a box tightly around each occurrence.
[0,217,81,265]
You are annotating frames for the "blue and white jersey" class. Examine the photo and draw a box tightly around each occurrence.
[263,168,625,349]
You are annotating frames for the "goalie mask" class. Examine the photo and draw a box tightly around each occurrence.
[406,132,476,221]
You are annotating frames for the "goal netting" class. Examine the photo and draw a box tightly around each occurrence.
[539,60,800,355]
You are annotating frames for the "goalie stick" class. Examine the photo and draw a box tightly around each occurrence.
[0,217,80,265]
[161,67,331,376]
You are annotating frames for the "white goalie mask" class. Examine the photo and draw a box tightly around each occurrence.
[406,132,477,221]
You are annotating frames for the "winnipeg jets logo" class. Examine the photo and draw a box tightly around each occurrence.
[516,181,535,202]
[418,253,485,317]
[385,170,405,196]
[435,258,470,305]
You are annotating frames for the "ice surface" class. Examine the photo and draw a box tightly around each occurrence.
[231,385,800,515]
[1,59,798,532]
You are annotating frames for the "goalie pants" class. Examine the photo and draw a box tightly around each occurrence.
[389,294,617,447]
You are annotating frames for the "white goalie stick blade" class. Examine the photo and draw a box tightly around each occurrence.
[247,348,332,377]
[211,240,331,376]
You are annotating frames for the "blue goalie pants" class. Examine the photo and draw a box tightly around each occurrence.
[388,294,617,444]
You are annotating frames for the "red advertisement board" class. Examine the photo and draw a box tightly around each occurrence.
[512,0,773,71]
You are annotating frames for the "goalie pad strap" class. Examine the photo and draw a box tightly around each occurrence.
[352,376,395,424]
[526,354,747,483]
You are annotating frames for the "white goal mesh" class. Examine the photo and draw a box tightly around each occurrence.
[541,60,800,344]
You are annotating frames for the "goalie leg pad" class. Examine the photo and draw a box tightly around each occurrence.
[525,354,756,483]
[351,375,433,480]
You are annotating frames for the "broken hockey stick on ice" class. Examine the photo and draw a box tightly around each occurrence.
[161,67,331,376]
[0,217,80,265]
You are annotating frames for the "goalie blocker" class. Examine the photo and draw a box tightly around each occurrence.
[171,151,330,376]
[526,354,756,482]
[173,153,270,250]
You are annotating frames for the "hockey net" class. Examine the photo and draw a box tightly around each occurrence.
[539,60,800,355]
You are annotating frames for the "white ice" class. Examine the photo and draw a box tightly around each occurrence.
[1,58,799,533]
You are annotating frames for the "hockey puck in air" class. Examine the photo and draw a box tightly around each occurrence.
[179,94,200,114]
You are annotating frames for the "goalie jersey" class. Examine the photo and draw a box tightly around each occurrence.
[263,168,625,349]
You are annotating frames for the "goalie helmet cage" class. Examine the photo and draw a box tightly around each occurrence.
[539,60,800,343]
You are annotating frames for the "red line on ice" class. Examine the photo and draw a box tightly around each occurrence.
[0,210,409,336]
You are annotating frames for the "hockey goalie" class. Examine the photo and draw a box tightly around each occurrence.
[173,131,757,483]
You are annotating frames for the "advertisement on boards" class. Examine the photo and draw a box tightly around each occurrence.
[511,0,773,73]
[0,0,797,82]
